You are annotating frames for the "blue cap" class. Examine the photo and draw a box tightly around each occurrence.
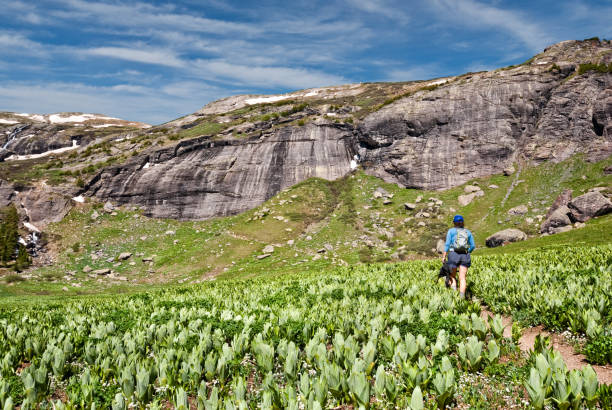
[453,215,464,223]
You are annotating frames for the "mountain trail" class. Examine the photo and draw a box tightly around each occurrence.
[480,307,612,384]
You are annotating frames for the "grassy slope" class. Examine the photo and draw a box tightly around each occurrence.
[0,154,610,297]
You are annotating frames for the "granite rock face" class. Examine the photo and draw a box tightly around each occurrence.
[358,42,612,189]
[54,40,612,220]
[87,124,356,219]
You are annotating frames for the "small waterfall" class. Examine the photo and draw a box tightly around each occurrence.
[1,124,29,150]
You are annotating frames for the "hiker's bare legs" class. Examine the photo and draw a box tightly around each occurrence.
[459,265,468,295]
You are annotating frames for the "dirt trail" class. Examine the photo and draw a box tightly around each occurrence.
[480,308,612,384]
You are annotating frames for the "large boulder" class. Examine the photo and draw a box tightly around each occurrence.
[545,189,572,219]
[540,205,572,233]
[567,191,612,222]
[485,229,527,248]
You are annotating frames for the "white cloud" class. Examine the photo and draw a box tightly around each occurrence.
[384,64,442,82]
[87,46,186,67]
[429,0,552,51]
[197,60,346,89]
[345,0,411,23]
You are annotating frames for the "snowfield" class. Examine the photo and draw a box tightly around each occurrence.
[0,119,19,124]
[6,140,79,161]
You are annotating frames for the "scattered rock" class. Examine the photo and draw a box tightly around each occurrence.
[550,225,573,234]
[417,221,426,227]
[93,268,111,275]
[546,189,573,219]
[140,236,147,241]
[373,187,389,198]
[383,199,392,205]
[464,185,481,193]
[404,202,416,210]
[165,230,176,236]
[415,195,423,203]
[526,217,534,224]
[62,286,68,292]
[604,165,612,175]
[503,165,515,176]
[485,229,527,248]
[324,243,333,252]
[142,256,153,262]
[262,244,275,253]
[540,205,572,233]
[508,205,528,215]
[257,254,270,260]
[305,235,312,241]
[458,193,476,206]
[317,248,326,253]
[568,191,612,222]
[103,201,115,213]
[91,211,99,220]
[287,239,294,246]
[574,222,586,229]
[118,252,132,261]
[488,184,499,189]
[82,265,92,273]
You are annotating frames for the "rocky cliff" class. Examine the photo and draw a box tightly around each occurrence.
[1,39,611,223]
[80,39,612,219]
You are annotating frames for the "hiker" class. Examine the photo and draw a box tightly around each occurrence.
[441,215,475,299]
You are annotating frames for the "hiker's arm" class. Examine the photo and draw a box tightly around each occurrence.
[442,230,452,260]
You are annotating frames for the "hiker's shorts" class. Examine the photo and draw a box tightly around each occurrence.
[448,251,471,269]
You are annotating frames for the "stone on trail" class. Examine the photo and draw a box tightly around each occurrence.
[485,228,527,248]
[257,253,271,260]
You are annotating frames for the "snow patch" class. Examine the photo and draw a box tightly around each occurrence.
[326,112,338,117]
[142,162,150,169]
[15,113,45,122]
[0,119,18,124]
[24,222,40,232]
[245,95,290,105]
[18,237,27,246]
[303,91,319,97]
[536,61,549,65]
[49,113,117,123]
[72,195,85,203]
[6,140,79,161]
[350,160,357,170]
[91,124,117,128]
[427,79,448,86]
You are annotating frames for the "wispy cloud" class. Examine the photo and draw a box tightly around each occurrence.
[197,60,346,89]
[429,0,552,51]
[87,47,186,68]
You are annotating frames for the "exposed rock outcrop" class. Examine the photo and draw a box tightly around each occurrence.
[86,123,356,219]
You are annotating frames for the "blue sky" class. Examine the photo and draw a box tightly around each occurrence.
[1,0,610,124]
